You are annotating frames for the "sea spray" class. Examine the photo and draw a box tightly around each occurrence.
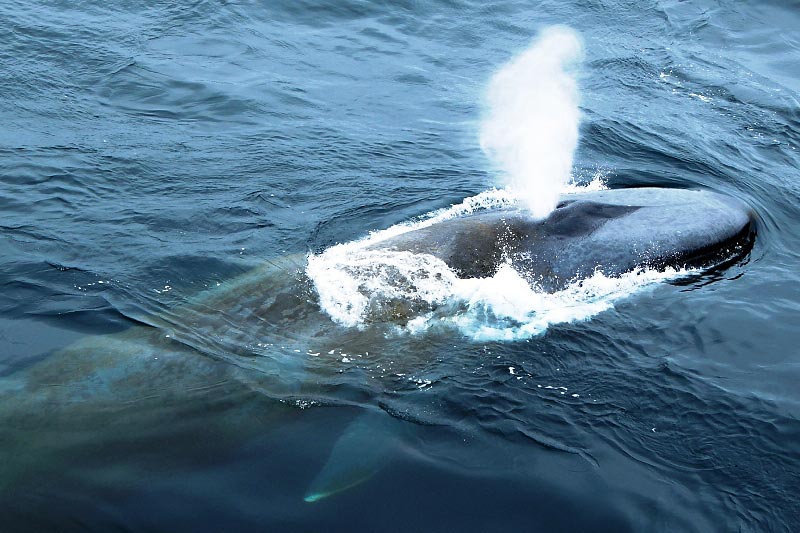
[480,26,584,218]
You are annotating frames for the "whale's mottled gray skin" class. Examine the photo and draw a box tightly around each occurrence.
[369,188,754,290]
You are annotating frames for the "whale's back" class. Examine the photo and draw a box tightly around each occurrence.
[370,188,754,291]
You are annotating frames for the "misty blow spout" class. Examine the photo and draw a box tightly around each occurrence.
[480,26,584,219]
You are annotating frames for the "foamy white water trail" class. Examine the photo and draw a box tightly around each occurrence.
[480,26,584,219]
[306,183,693,342]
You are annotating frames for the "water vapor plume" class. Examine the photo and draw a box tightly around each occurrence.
[480,26,584,218]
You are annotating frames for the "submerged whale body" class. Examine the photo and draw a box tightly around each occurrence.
[0,187,755,509]
[369,188,754,291]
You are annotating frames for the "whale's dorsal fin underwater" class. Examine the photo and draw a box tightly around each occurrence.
[368,188,754,291]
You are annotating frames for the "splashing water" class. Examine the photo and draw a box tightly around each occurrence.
[306,183,694,341]
[479,26,584,219]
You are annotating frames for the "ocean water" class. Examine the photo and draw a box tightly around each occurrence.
[1,1,799,531]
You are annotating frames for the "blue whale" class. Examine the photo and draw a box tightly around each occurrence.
[369,187,754,290]
[0,187,754,507]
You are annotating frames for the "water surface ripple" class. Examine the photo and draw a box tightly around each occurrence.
[1,1,799,531]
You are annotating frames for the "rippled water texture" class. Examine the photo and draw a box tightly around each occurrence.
[1,1,799,531]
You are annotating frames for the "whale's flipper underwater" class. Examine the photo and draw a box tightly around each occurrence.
[303,409,403,503]
[0,188,754,503]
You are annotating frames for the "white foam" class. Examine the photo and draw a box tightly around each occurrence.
[446,264,688,341]
[563,172,608,194]
[307,249,458,328]
[306,189,522,330]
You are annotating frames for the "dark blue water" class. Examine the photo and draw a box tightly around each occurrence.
[2,1,799,531]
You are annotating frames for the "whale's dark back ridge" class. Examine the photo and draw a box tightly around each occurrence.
[369,188,754,291]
